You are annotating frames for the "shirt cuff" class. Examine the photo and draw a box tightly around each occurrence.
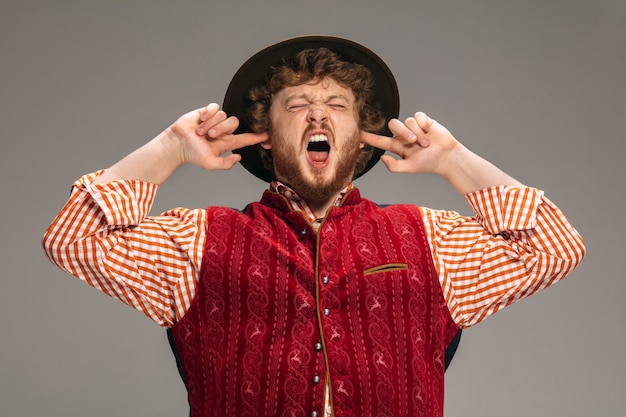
[464,185,544,235]
[72,170,159,226]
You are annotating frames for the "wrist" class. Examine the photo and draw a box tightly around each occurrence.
[435,141,467,179]
[160,127,188,167]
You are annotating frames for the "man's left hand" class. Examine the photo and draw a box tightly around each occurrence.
[360,112,460,176]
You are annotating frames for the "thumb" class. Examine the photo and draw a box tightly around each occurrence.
[379,155,400,172]
[200,153,242,172]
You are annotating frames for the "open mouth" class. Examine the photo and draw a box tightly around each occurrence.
[307,134,331,165]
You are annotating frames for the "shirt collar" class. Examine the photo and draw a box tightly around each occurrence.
[269,180,353,224]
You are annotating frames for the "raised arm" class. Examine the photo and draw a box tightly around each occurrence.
[360,112,523,194]
[362,112,585,326]
[93,103,268,185]
[43,104,268,325]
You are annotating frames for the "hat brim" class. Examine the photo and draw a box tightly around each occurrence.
[223,35,399,183]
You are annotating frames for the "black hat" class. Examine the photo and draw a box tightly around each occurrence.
[223,35,399,183]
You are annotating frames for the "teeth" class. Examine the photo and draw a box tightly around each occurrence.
[309,134,328,142]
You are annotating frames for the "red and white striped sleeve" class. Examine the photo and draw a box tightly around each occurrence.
[422,186,586,328]
[42,171,206,327]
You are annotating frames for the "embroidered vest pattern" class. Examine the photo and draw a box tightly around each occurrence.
[170,189,459,417]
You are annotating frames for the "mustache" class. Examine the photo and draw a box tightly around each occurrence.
[303,122,333,136]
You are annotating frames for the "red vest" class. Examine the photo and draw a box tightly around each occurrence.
[170,189,458,417]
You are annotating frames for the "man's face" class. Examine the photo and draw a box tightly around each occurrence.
[266,78,363,203]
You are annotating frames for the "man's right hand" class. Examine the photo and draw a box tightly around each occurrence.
[92,103,268,186]
[167,103,268,172]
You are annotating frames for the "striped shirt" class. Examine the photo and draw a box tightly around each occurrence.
[42,170,585,329]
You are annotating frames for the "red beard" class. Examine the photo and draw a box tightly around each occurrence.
[270,124,361,204]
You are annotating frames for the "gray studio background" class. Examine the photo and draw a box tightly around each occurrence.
[2,1,624,416]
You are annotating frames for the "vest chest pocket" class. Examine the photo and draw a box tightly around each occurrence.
[363,263,408,276]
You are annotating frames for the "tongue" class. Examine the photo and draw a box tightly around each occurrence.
[308,151,329,164]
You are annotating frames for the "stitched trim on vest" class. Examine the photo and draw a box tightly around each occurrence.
[363,263,409,276]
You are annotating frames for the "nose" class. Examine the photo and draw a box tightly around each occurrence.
[307,105,328,124]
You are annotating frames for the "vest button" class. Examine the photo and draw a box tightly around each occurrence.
[323,308,330,316]
[311,411,319,417]
[313,375,321,384]
[300,229,307,235]
[322,276,329,284]
[314,342,323,351]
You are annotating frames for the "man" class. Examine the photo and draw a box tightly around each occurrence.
[43,36,585,417]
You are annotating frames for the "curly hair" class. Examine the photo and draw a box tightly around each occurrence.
[245,47,386,178]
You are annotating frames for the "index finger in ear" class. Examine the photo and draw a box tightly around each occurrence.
[360,131,393,150]
[222,131,269,152]
[237,131,269,147]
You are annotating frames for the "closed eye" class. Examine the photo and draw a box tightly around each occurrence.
[287,104,307,111]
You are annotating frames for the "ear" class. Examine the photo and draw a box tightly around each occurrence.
[358,130,367,149]
[260,136,272,150]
